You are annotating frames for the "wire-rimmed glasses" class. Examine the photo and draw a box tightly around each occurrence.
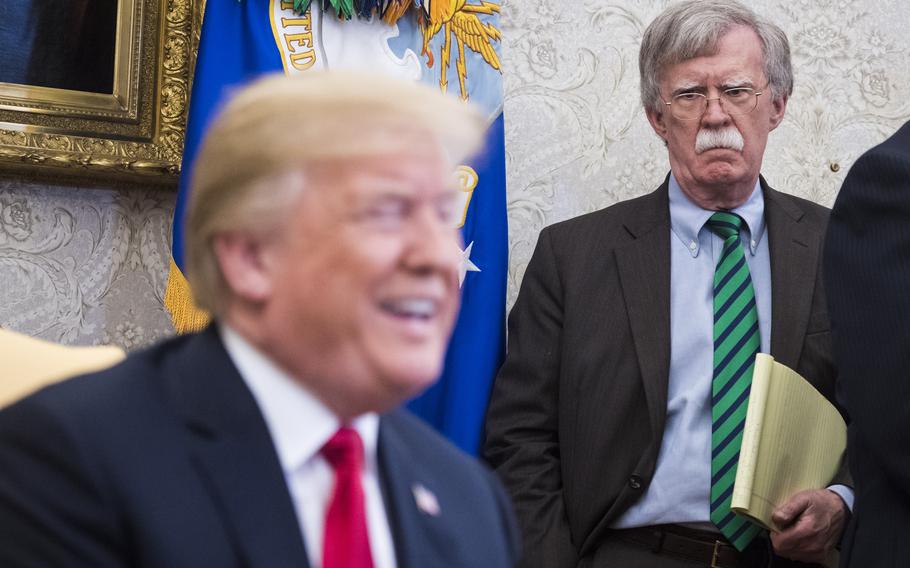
[663,86,766,120]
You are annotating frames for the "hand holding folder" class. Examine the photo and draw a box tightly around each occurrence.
[731,354,847,530]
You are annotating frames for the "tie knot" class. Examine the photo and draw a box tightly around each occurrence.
[706,211,745,240]
[321,427,364,472]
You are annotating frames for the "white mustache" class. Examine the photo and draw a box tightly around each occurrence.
[695,127,744,154]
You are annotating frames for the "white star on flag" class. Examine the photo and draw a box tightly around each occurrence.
[458,241,481,287]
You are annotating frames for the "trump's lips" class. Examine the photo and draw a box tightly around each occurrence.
[381,297,439,320]
[377,289,453,341]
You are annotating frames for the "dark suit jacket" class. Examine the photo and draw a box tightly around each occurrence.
[484,178,839,568]
[0,327,519,567]
[824,121,910,568]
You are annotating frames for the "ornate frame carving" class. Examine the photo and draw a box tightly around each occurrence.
[0,0,201,184]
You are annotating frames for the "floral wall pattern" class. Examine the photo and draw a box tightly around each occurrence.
[0,174,175,348]
[1,0,908,350]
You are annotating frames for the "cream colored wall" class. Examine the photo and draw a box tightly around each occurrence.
[1,0,908,348]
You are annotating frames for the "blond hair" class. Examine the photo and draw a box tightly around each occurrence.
[184,71,486,315]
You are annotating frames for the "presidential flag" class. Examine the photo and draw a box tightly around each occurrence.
[165,0,505,456]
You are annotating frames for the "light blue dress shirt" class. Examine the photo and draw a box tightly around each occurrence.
[613,174,852,529]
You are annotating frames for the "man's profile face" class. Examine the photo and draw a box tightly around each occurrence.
[646,25,787,205]
[261,140,462,414]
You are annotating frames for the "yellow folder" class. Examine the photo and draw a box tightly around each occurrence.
[731,353,847,530]
[0,329,125,408]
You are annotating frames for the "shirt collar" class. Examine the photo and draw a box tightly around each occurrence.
[668,173,766,257]
[218,323,379,474]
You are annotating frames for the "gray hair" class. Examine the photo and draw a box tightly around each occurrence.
[638,0,793,113]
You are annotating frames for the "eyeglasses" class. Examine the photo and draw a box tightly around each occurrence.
[662,86,765,121]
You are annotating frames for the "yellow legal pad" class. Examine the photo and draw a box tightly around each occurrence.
[0,329,125,408]
[731,353,847,530]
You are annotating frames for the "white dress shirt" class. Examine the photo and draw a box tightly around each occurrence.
[220,324,397,568]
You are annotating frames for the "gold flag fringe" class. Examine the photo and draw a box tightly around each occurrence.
[164,260,210,334]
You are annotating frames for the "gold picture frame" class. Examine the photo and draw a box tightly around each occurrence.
[0,0,202,184]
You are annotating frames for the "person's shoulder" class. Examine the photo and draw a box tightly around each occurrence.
[382,411,478,467]
[2,332,197,425]
[848,120,910,176]
[782,191,830,216]
[380,410,513,514]
[537,185,666,255]
[548,188,661,233]
[380,410,502,488]
[765,185,830,226]
[867,120,910,159]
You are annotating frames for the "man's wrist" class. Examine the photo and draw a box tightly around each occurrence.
[826,484,854,513]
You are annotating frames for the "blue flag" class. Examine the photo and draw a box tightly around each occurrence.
[165,2,283,330]
[166,0,506,456]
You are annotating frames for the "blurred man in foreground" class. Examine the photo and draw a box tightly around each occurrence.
[485,1,849,566]
[824,120,910,567]
[0,72,519,568]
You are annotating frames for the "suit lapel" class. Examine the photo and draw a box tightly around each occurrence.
[763,182,820,367]
[614,184,672,441]
[377,412,448,568]
[166,327,310,568]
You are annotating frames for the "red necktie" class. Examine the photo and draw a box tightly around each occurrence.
[321,427,374,568]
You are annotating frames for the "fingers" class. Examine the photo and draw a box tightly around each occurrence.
[771,516,827,563]
[769,489,848,564]
[772,490,812,528]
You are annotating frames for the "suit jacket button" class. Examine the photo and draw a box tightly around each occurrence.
[629,475,643,490]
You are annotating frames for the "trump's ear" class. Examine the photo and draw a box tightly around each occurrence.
[212,232,273,303]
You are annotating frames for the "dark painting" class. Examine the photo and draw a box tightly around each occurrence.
[0,0,118,94]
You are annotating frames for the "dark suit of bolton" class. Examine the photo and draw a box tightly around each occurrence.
[824,121,910,568]
[485,178,840,567]
[0,327,519,567]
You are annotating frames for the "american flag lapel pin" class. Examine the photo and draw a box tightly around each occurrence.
[412,483,441,517]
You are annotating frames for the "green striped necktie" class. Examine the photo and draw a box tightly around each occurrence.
[706,211,762,550]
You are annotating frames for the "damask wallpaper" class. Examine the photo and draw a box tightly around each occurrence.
[1,0,908,350]
[0,173,175,348]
